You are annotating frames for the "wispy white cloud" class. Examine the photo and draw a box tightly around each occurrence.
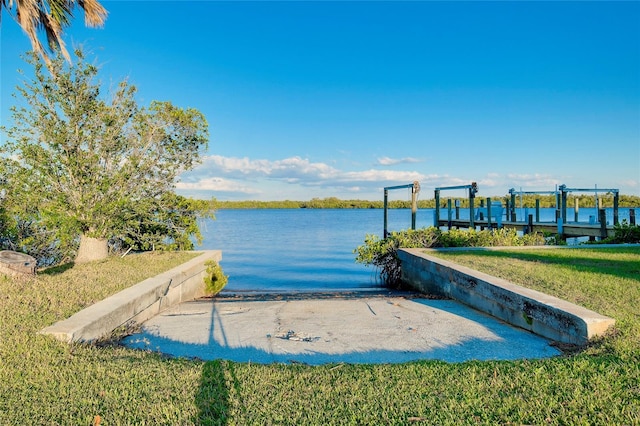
[618,179,638,189]
[340,169,425,183]
[376,156,422,166]
[178,155,434,199]
[193,155,339,181]
[478,178,499,189]
[179,156,633,200]
[186,155,427,186]
[506,173,562,190]
[176,177,260,194]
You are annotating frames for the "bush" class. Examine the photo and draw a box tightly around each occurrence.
[354,228,441,286]
[203,260,228,296]
[354,227,546,288]
[0,214,78,267]
[583,220,640,245]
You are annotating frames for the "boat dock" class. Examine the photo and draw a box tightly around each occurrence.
[434,184,633,240]
[384,182,636,241]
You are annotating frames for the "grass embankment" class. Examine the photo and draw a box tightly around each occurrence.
[1,249,639,424]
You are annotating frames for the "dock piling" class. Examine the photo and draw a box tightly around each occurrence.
[599,209,607,239]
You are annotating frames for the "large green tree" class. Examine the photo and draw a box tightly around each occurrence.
[1,49,211,264]
[0,0,107,64]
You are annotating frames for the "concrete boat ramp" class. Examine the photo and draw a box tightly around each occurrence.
[41,250,615,365]
[122,291,562,364]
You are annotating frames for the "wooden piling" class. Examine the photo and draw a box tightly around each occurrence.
[469,193,475,229]
[434,189,440,228]
[558,215,564,238]
[599,209,607,240]
[383,188,388,238]
[411,182,418,230]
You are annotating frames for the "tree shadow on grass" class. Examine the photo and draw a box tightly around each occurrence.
[442,246,640,281]
[195,359,230,425]
[40,262,75,275]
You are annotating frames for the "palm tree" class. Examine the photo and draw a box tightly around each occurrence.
[0,0,107,63]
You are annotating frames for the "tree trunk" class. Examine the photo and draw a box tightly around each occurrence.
[75,235,108,263]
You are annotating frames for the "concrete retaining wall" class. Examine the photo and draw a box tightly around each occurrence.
[398,248,615,345]
[40,250,222,343]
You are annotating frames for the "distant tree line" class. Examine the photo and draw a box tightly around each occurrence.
[212,194,640,210]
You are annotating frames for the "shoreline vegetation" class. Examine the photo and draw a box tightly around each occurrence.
[211,194,640,210]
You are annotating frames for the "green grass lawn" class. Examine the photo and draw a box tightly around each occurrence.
[1,248,638,425]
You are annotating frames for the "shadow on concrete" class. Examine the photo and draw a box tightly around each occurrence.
[122,296,561,365]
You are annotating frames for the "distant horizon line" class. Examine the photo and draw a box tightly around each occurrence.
[205,193,640,203]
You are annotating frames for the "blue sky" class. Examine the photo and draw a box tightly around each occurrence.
[2,1,639,201]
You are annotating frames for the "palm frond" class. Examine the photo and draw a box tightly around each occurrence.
[2,0,107,65]
[78,0,106,28]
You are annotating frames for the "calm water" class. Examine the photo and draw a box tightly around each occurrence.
[198,207,633,293]
[198,209,425,293]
